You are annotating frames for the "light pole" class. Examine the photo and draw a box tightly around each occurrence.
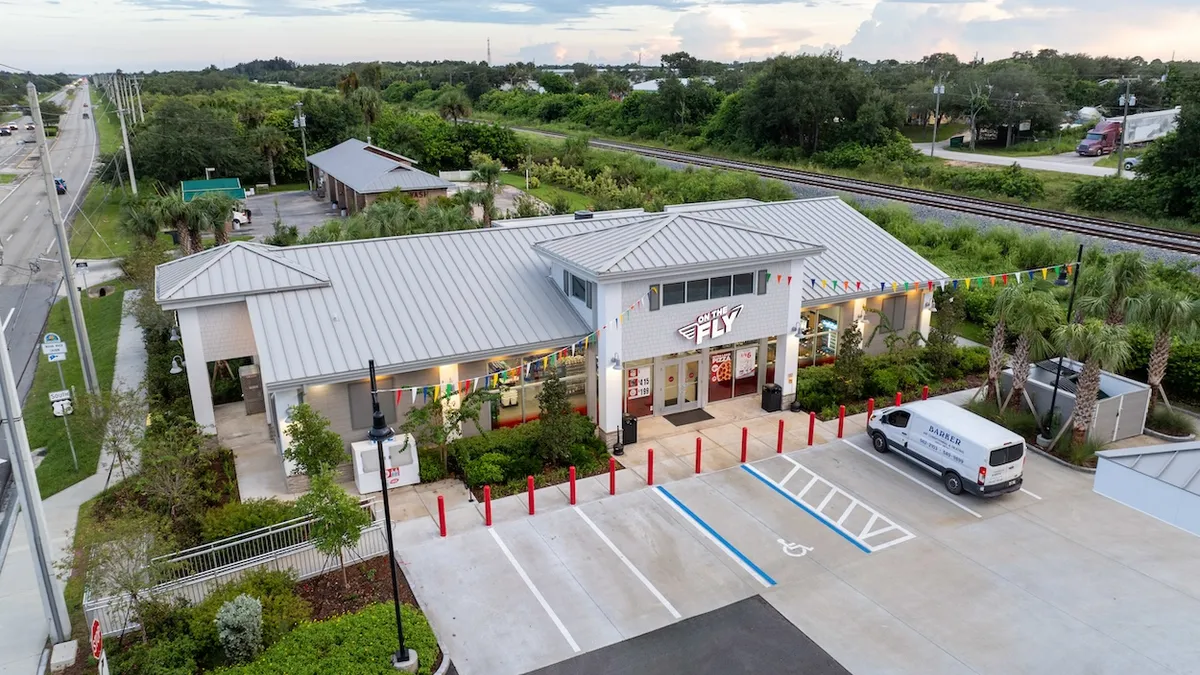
[930,79,945,157]
[1042,245,1085,440]
[366,360,417,672]
[294,101,312,192]
[1116,81,1135,178]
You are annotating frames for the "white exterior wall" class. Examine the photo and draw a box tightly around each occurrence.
[861,291,924,355]
[595,279,625,437]
[196,302,257,362]
[177,307,216,432]
[1094,458,1200,537]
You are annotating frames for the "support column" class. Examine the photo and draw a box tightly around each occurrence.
[775,257,809,397]
[177,308,215,432]
[918,292,933,341]
[595,285,623,445]
[274,388,301,473]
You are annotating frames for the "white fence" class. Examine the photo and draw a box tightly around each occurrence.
[83,506,389,638]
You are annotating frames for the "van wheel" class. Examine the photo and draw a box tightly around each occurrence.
[870,432,889,453]
[943,472,964,495]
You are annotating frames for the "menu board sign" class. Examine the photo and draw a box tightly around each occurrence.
[735,348,757,379]
[626,367,651,399]
[710,352,732,383]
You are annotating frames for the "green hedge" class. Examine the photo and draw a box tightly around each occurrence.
[215,603,438,675]
[447,413,607,490]
[200,499,304,542]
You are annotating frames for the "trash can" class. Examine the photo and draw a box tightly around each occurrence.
[761,384,783,413]
[621,414,638,445]
[949,135,964,149]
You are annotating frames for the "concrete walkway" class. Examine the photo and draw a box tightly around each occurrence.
[0,290,147,675]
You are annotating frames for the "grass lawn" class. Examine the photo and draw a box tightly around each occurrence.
[89,86,122,155]
[258,181,309,193]
[899,122,968,144]
[952,128,1089,157]
[30,282,128,498]
[499,172,592,212]
[0,173,15,184]
[957,321,990,345]
[69,184,131,259]
[1094,148,1146,169]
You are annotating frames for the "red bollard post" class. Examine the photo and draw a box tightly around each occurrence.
[647,449,655,486]
[609,456,616,495]
[895,391,902,407]
[922,385,929,400]
[437,495,447,537]
[740,427,748,463]
[695,437,703,474]
[837,405,846,438]
[867,397,875,419]
[807,411,816,445]
[483,485,492,527]
[527,476,535,515]
[569,466,577,505]
[777,419,785,454]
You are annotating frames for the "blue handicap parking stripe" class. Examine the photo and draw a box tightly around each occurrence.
[654,485,777,587]
[741,465,872,554]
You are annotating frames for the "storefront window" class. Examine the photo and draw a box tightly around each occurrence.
[663,282,686,306]
[798,306,840,368]
[732,341,760,397]
[489,349,588,428]
[766,338,777,384]
[708,350,734,402]
[624,359,654,418]
[489,357,523,428]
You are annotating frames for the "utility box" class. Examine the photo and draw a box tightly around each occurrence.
[239,364,265,415]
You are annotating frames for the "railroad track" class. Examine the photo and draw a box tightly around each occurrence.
[510,126,1200,257]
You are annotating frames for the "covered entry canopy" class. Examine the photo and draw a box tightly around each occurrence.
[181,177,246,202]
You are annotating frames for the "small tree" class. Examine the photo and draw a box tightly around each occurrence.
[537,369,573,465]
[925,288,964,380]
[436,89,471,125]
[401,386,496,473]
[284,403,346,477]
[1128,287,1200,411]
[79,516,177,643]
[138,415,207,531]
[831,322,866,401]
[216,594,264,663]
[76,385,147,485]
[469,151,503,227]
[999,284,1061,412]
[297,470,370,587]
[1077,251,1149,325]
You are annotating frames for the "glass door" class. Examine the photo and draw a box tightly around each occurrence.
[661,357,702,414]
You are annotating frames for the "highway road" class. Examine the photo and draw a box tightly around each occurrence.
[0,81,99,409]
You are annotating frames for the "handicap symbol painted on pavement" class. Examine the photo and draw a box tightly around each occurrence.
[777,539,813,558]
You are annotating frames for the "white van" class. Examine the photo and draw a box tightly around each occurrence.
[866,399,1024,497]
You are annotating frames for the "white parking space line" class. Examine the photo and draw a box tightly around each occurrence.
[2,307,12,330]
[842,440,983,519]
[572,506,681,619]
[488,527,581,653]
[44,239,54,254]
[5,234,12,241]
[1020,488,1043,500]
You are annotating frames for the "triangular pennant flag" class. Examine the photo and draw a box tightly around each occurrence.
[928,281,934,290]
[395,390,402,407]
[856,281,862,290]
[952,279,959,290]
[776,274,782,284]
[844,281,850,290]
[787,275,792,285]
[1041,268,1048,279]
[903,281,910,291]
[411,387,418,404]
[880,282,886,292]
[892,282,898,292]
[651,286,658,293]
[820,279,827,288]
[965,278,971,289]
[810,279,816,288]
[989,276,995,286]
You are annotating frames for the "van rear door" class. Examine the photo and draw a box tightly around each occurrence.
[984,443,1024,487]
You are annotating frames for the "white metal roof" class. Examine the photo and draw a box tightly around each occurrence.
[155,241,330,306]
[1098,442,1200,497]
[533,213,822,279]
[306,139,453,195]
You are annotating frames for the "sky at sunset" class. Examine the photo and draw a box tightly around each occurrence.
[3,0,1197,73]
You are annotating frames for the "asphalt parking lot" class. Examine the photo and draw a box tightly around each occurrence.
[241,189,333,241]
[394,432,1200,675]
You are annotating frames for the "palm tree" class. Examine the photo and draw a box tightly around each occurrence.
[997,284,1061,411]
[468,152,502,227]
[350,87,383,143]
[118,201,161,245]
[191,193,237,247]
[1128,288,1200,411]
[148,193,193,255]
[1077,251,1148,325]
[250,126,289,186]
[337,71,360,98]
[436,89,471,125]
[1053,320,1131,445]
[237,100,266,129]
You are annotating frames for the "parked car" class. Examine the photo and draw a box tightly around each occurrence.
[54,178,66,195]
[230,209,249,229]
[0,128,9,137]
[866,399,1025,497]
[25,123,34,131]
[1123,156,1142,172]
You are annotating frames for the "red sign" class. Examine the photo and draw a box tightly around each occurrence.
[710,352,732,383]
[90,619,103,658]
[385,466,401,486]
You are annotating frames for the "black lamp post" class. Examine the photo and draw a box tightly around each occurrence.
[367,360,413,670]
[1042,245,1084,440]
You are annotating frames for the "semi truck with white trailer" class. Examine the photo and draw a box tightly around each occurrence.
[1076,106,1181,156]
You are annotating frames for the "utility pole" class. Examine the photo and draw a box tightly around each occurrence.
[1005,92,1020,148]
[115,84,138,196]
[0,297,71,644]
[27,83,101,396]
[132,75,145,123]
[1116,79,1135,178]
[930,76,946,157]
[293,101,311,191]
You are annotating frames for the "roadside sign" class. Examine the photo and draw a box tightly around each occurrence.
[47,352,67,363]
[90,619,102,658]
[49,390,71,403]
[41,342,67,356]
[43,332,62,343]
[75,261,88,270]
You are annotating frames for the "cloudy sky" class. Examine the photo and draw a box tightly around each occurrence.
[3,0,1197,73]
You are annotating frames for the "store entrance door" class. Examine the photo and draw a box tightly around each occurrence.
[661,356,702,414]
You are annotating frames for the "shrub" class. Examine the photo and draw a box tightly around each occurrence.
[217,594,264,664]
[955,346,990,375]
[417,449,447,483]
[867,367,901,398]
[214,603,438,675]
[111,635,199,675]
[1069,176,1158,216]
[793,366,838,412]
[1146,407,1196,437]
[283,403,346,477]
[190,570,311,667]
[464,452,508,487]
[201,499,303,542]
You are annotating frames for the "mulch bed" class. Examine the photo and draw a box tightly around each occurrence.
[296,554,418,621]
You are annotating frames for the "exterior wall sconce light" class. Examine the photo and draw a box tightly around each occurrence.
[610,353,621,370]
[169,355,186,374]
[169,326,180,342]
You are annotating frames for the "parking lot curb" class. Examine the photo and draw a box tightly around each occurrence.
[1028,443,1095,474]
[433,646,451,675]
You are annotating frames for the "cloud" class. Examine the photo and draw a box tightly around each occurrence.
[514,42,570,64]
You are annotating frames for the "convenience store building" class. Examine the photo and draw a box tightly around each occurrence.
[155,197,945,479]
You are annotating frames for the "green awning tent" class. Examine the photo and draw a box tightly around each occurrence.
[181,178,246,203]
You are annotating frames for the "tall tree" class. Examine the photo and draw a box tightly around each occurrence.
[468,151,502,226]
[436,89,471,125]
[996,284,1061,411]
[249,126,288,186]
[1128,288,1200,411]
[1077,251,1149,324]
[148,193,194,255]
[350,87,383,142]
[1053,320,1131,445]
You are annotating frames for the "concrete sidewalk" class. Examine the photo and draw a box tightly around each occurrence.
[0,290,146,675]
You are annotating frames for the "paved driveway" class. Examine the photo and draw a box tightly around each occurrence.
[394,433,1200,675]
[241,190,334,241]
